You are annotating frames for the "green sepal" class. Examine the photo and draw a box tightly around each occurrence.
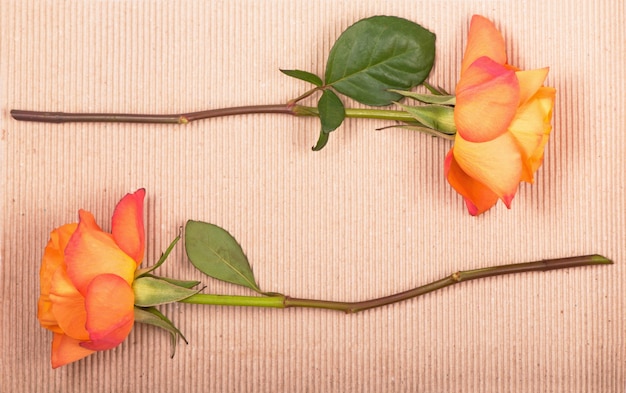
[142,274,201,289]
[280,69,324,87]
[389,89,456,106]
[185,220,262,293]
[135,234,181,279]
[133,276,202,307]
[134,306,187,358]
[423,82,450,95]
[397,103,457,135]
[394,124,456,140]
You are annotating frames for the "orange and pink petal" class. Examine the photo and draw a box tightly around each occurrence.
[48,267,90,341]
[51,333,96,369]
[81,274,134,351]
[455,57,520,143]
[452,132,522,202]
[445,150,499,215]
[112,189,146,265]
[64,210,137,294]
[460,15,507,75]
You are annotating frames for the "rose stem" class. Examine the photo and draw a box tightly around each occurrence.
[179,254,612,314]
[10,104,417,124]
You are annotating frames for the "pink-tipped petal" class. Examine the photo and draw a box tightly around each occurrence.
[463,198,481,216]
[112,189,146,265]
[460,15,507,75]
[65,210,137,295]
[455,57,520,143]
[445,149,500,215]
[51,333,95,369]
[81,274,134,351]
[502,193,515,209]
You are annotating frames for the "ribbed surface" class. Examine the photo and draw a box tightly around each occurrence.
[1,0,624,392]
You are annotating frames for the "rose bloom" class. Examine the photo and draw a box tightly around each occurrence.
[445,15,556,215]
[38,189,145,368]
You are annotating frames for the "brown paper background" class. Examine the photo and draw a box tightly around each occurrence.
[1,0,624,392]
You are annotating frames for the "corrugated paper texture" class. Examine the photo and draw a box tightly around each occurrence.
[1,1,624,392]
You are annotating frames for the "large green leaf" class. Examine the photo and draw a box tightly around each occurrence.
[185,220,261,292]
[325,16,436,106]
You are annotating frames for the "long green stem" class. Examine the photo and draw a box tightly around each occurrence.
[179,255,611,314]
[10,104,416,124]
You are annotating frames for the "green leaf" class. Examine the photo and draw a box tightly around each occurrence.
[280,69,324,87]
[325,16,436,106]
[312,130,330,151]
[397,103,457,135]
[134,307,187,358]
[318,89,345,133]
[133,276,201,307]
[311,89,345,151]
[185,220,262,293]
[389,89,456,105]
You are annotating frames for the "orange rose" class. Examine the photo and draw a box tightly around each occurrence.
[445,15,556,215]
[38,189,145,368]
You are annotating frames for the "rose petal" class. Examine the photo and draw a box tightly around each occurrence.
[455,57,520,142]
[49,268,90,341]
[37,297,64,334]
[461,15,507,75]
[40,224,77,292]
[65,210,137,294]
[51,333,95,369]
[445,149,499,215]
[38,223,77,332]
[509,87,556,182]
[453,132,522,202]
[112,189,146,265]
[81,274,134,351]
[515,68,549,106]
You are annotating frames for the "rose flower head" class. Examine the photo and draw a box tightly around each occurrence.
[38,189,145,368]
[445,15,556,215]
